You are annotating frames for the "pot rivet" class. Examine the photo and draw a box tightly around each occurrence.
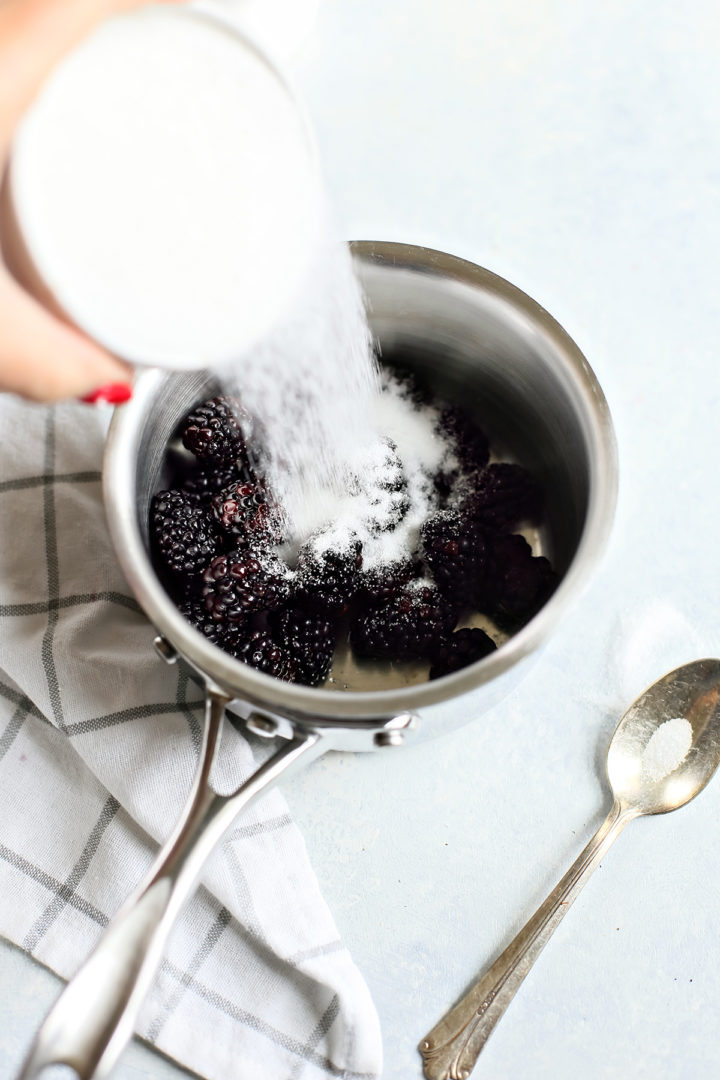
[375,730,405,748]
[153,634,178,665]
[246,713,280,738]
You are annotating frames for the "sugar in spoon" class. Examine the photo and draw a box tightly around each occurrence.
[420,657,720,1080]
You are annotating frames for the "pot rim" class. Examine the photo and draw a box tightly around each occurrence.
[103,240,618,722]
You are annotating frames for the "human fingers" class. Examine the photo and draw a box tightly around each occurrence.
[0,262,132,402]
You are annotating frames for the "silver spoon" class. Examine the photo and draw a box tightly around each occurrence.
[419,657,720,1080]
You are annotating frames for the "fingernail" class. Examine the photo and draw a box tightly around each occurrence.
[80,383,133,405]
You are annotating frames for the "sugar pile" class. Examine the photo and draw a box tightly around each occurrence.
[302,371,458,570]
[641,717,693,782]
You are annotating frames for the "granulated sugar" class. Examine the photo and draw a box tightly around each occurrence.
[641,717,693,782]
[273,369,458,570]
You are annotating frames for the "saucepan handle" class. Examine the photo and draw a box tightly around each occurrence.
[17,687,323,1080]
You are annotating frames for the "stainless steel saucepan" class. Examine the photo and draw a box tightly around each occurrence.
[18,241,618,1079]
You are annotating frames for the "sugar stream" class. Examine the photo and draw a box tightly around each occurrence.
[218,227,456,567]
[219,228,379,544]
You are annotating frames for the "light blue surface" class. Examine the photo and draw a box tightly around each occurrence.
[3,0,720,1077]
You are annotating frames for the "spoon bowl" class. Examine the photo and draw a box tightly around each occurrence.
[420,658,720,1080]
[608,658,720,815]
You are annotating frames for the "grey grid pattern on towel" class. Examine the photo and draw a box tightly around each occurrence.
[0,399,381,1080]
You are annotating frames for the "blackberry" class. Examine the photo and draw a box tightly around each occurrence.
[350,580,455,661]
[429,627,497,680]
[358,437,410,534]
[230,629,296,682]
[357,558,418,604]
[421,510,488,606]
[477,534,557,630]
[202,548,294,623]
[274,607,336,687]
[463,463,543,532]
[296,538,363,616]
[440,405,490,473]
[182,396,248,464]
[211,479,283,545]
[151,489,221,576]
[182,461,243,504]
[433,463,461,506]
[179,597,239,648]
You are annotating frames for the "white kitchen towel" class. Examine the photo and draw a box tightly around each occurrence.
[0,396,382,1080]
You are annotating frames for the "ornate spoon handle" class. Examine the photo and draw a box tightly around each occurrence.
[419,800,636,1080]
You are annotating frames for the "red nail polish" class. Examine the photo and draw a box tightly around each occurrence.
[80,383,133,405]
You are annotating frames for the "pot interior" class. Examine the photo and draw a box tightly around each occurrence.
[119,242,615,716]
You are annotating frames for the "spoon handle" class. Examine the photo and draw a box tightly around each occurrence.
[419,800,636,1080]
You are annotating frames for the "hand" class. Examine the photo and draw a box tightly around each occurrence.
[0,0,175,403]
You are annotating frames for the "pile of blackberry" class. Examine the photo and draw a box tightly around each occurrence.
[150,381,557,686]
